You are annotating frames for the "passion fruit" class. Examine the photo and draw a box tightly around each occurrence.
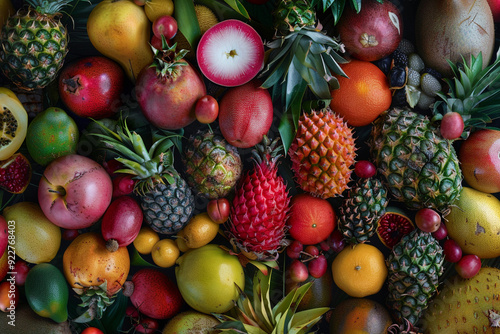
[376,207,414,249]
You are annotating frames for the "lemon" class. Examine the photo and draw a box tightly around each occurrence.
[177,213,219,249]
[133,226,160,254]
[144,0,174,22]
[151,238,180,268]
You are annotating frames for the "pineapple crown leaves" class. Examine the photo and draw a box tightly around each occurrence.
[150,36,189,79]
[214,269,329,334]
[309,0,383,25]
[251,135,285,168]
[431,47,500,137]
[72,281,116,323]
[26,0,74,15]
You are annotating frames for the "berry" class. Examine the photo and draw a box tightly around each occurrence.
[440,112,464,140]
[286,247,301,259]
[443,239,462,263]
[415,208,441,233]
[396,38,415,55]
[308,255,327,278]
[408,53,425,72]
[455,254,481,279]
[354,160,377,178]
[329,229,346,253]
[391,50,409,67]
[432,223,448,240]
[304,245,319,258]
[420,73,442,97]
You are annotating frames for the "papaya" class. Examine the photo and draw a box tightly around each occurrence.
[24,263,69,323]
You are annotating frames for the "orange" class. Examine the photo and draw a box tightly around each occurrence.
[331,243,387,298]
[133,226,160,255]
[176,213,220,249]
[151,238,180,268]
[330,59,392,127]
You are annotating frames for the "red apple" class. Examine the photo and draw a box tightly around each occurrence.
[459,129,500,193]
[38,154,113,229]
[487,0,500,22]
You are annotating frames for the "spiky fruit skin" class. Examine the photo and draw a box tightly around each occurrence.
[0,7,68,90]
[421,267,500,333]
[228,147,290,260]
[182,130,242,199]
[289,109,356,199]
[369,107,462,213]
[386,229,444,326]
[140,176,195,235]
[273,0,316,35]
[338,177,388,244]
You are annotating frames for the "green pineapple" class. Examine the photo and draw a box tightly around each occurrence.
[369,107,463,213]
[182,129,242,199]
[338,176,388,244]
[273,0,316,35]
[214,269,329,333]
[386,229,444,327]
[93,118,195,235]
[0,0,72,90]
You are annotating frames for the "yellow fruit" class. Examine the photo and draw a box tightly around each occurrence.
[446,187,500,258]
[176,213,219,249]
[175,231,190,252]
[151,238,180,268]
[331,243,387,298]
[133,226,160,254]
[144,0,174,22]
[2,202,61,264]
[162,310,220,333]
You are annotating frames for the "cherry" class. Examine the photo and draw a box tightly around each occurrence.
[289,259,309,283]
[329,229,346,253]
[354,160,377,178]
[152,15,178,40]
[319,239,331,252]
[308,255,327,278]
[455,254,481,279]
[289,239,304,253]
[286,247,301,260]
[443,239,462,263]
[432,222,448,240]
[304,245,319,258]
[415,208,441,233]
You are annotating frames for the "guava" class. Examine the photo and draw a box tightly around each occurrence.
[175,244,245,314]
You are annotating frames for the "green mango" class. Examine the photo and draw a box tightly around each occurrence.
[26,107,79,166]
[24,263,69,323]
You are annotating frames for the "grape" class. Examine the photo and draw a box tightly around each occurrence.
[330,230,346,253]
[432,222,448,240]
[354,160,377,178]
[289,260,309,283]
[319,240,331,252]
[286,247,301,259]
[455,254,481,279]
[415,208,441,233]
[304,245,319,257]
[443,239,462,263]
[289,239,304,253]
[308,255,327,278]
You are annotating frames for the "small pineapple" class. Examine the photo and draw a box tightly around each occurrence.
[93,118,195,235]
[227,136,290,261]
[386,229,444,326]
[182,129,242,199]
[288,108,357,199]
[0,0,71,90]
[369,107,463,213]
[273,0,316,35]
[338,176,389,244]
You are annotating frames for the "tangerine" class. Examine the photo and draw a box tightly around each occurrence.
[331,243,387,298]
[177,212,220,249]
[133,226,160,255]
[330,59,392,127]
[151,238,180,268]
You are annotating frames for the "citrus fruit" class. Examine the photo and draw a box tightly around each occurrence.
[144,0,174,22]
[133,226,160,254]
[330,59,392,127]
[151,238,180,268]
[177,212,220,249]
[329,298,392,334]
[331,243,388,298]
[287,193,336,245]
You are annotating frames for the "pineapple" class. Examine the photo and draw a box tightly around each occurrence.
[338,176,388,244]
[273,0,316,36]
[214,269,329,333]
[369,107,462,213]
[0,0,71,90]
[93,118,195,235]
[288,108,357,199]
[227,136,290,261]
[386,229,445,327]
[182,129,242,199]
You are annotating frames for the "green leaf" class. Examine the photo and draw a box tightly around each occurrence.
[261,53,295,90]
[285,61,306,112]
[279,113,295,155]
[272,282,312,319]
[221,0,250,20]
[174,0,201,49]
[289,308,330,334]
[129,247,158,267]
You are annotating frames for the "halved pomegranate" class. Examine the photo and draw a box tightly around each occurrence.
[0,153,31,194]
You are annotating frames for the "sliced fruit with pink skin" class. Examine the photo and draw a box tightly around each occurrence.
[197,19,265,87]
[0,153,31,194]
[152,15,177,40]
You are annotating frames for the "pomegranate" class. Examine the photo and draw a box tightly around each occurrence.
[336,0,403,61]
[135,43,206,130]
[58,56,126,119]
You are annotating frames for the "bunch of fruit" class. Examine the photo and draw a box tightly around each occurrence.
[0,0,500,333]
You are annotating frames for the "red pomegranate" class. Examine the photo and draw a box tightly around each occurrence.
[58,56,126,119]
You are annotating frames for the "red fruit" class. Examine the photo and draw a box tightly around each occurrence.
[136,57,206,130]
[101,196,143,251]
[336,0,403,61]
[103,159,124,176]
[319,240,331,252]
[354,160,377,178]
[443,239,462,263]
[0,216,7,258]
[112,174,137,197]
[58,56,126,119]
[304,245,320,258]
[125,305,140,319]
[308,254,327,278]
[197,19,264,87]
[125,268,183,319]
[150,34,163,50]
[13,260,30,286]
[81,328,104,334]
[432,223,448,240]
[287,193,336,245]
[206,198,230,224]
[455,254,482,279]
[195,95,219,124]
[287,240,304,259]
[0,252,7,282]
[440,112,464,140]
[152,15,178,40]
[414,208,441,233]
[286,247,301,259]
[219,79,273,148]
[289,259,309,283]
[134,317,160,334]
[329,229,346,253]
[487,0,500,22]
[0,153,31,194]
[62,228,80,241]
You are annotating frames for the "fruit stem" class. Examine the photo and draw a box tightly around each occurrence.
[225,49,238,59]
[48,186,66,196]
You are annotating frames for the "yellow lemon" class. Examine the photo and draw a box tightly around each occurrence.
[144,0,174,22]
[177,213,219,249]
[151,238,180,268]
[133,226,160,254]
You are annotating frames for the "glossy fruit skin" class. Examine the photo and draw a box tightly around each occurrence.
[443,238,462,263]
[455,254,482,278]
[101,196,143,249]
[289,259,309,283]
[285,269,334,311]
[0,216,7,258]
[354,160,377,178]
[81,328,104,334]
[440,112,464,140]
[38,154,113,229]
[136,59,206,130]
[414,208,441,233]
[128,268,183,320]
[432,222,448,240]
[134,317,160,333]
[160,311,220,333]
[152,15,177,39]
[26,107,79,166]
[206,198,230,224]
[58,56,126,119]
[459,129,500,193]
[0,87,28,160]
[0,281,17,313]
[308,254,327,278]
[24,263,69,323]
[218,79,273,148]
[12,260,30,286]
[194,95,219,124]
[329,298,392,334]
[336,0,403,61]
[63,232,130,296]
[487,0,500,22]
